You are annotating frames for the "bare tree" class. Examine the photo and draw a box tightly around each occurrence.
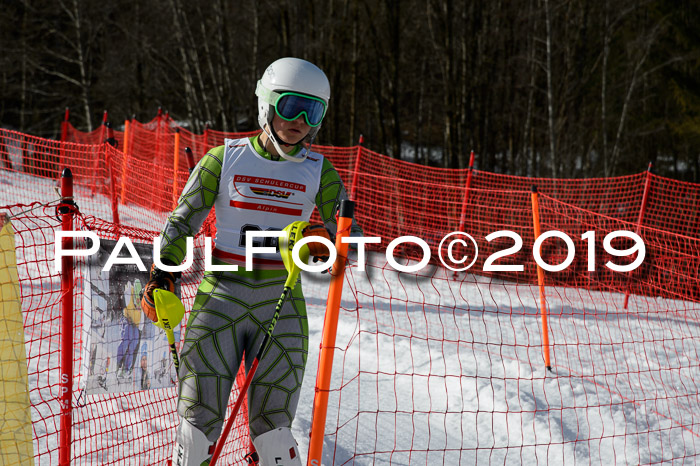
[607,14,659,176]
[21,0,101,131]
[543,0,558,178]
[1,0,699,181]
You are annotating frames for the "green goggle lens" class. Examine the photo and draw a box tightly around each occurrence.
[274,93,326,127]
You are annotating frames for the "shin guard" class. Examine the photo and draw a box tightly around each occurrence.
[252,427,301,466]
[171,419,214,466]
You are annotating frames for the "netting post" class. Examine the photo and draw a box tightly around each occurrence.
[307,200,355,466]
[458,150,475,230]
[91,111,108,195]
[454,150,475,278]
[623,162,653,309]
[98,110,108,141]
[172,128,181,209]
[154,108,163,210]
[120,118,131,205]
[185,147,196,174]
[203,123,210,156]
[349,135,363,200]
[59,168,75,465]
[531,186,552,372]
[60,107,70,142]
[105,123,120,225]
[105,121,115,145]
[59,108,69,168]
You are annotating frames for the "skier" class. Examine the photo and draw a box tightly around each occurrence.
[97,356,110,391]
[116,280,142,380]
[139,353,151,390]
[141,57,362,465]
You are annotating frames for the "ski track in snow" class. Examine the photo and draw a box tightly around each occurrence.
[3,168,700,464]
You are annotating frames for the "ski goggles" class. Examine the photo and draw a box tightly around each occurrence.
[273,92,327,127]
[257,82,327,127]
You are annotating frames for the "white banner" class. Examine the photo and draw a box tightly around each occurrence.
[82,239,180,394]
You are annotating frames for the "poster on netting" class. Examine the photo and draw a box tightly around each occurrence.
[81,239,181,394]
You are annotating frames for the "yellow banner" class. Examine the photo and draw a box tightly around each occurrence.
[0,218,33,465]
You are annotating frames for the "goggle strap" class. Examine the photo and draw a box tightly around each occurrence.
[257,82,325,108]
[256,81,282,105]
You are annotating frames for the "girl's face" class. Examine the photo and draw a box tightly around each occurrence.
[271,114,311,146]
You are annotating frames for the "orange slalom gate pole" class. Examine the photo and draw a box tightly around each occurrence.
[307,200,355,466]
[530,186,552,372]
[172,129,181,209]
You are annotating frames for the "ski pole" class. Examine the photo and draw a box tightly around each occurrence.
[163,322,180,377]
[210,221,310,465]
[153,288,186,379]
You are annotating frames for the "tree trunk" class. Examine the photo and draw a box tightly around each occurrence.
[609,18,656,176]
[348,0,359,146]
[524,0,538,177]
[167,0,197,129]
[389,0,402,159]
[544,0,557,178]
[416,60,426,165]
[601,0,610,177]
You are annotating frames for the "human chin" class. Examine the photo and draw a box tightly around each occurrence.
[282,129,308,144]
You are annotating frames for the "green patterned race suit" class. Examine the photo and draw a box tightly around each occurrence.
[159,136,361,442]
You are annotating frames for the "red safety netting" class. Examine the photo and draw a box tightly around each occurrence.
[323,207,700,464]
[57,116,700,240]
[2,122,700,464]
[1,202,251,464]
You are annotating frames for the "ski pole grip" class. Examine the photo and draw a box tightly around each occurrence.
[338,199,354,219]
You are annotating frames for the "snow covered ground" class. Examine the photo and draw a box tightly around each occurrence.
[3,167,700,465]
[297,262,700,465]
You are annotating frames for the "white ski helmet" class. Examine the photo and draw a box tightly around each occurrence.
[255,57,330,162]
